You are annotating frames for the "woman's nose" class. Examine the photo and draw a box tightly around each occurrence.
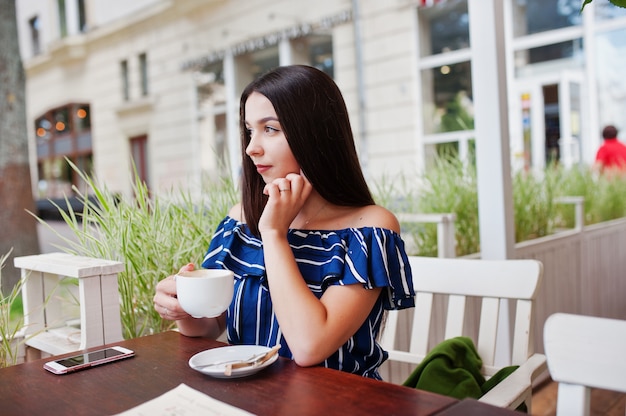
[246,134,262,156]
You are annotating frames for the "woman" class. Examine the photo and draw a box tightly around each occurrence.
[154,65,414,379]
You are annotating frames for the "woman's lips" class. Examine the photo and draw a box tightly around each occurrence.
[256,165,270,174]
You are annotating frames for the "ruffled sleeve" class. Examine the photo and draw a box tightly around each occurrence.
[292,227,415,311]
[351,228,415,310]
[201,217,266,279]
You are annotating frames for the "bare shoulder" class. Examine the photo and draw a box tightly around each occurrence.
[347,204,400,233]
[228,203,243,221]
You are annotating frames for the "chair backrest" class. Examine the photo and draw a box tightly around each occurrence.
[380,256,543,377]
[544,313,626,416]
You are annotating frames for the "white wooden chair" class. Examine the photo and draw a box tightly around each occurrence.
[380,256,547,412]
[543,313,626,416]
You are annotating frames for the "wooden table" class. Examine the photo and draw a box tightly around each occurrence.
[0,331,521,415]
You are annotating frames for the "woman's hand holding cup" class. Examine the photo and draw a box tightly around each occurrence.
[153,263,195,321]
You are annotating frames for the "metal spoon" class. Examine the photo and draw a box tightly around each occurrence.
[194,345,280,371]
[224,344,281,376]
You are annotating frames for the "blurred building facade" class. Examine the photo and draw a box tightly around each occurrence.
[15,0,626,199]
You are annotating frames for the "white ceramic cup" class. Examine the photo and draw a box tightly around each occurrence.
[175,269,234,318]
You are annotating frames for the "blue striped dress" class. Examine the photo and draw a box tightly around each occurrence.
[201,216,415,379]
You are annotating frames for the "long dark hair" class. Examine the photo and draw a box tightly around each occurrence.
[239,65,374,236]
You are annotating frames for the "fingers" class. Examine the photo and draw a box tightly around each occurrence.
[286,173,312,201]
[264,179,291,196]
[154,295,189,321]
[260,173,313,232]
[264,173,310,199]
[154,273,190,321]
[155,302,189,321]
[179,263,195,273]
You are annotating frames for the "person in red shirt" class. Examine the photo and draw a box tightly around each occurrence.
[594,125,626,173]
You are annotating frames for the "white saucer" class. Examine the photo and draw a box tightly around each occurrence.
[189,345,279,379]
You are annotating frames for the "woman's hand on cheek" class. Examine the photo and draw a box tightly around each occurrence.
[260,173,312,233]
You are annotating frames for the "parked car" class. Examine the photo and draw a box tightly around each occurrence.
[36,195,101,221]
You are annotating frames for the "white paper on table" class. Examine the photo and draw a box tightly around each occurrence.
[114,383,255,416]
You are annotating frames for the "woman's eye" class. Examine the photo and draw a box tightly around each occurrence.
[265,126,278,134]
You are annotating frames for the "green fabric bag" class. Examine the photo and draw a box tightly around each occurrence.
[401,336,525,412]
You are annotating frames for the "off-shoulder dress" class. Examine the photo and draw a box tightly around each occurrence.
[201,216,415,379]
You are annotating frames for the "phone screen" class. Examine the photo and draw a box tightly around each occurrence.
[56,348,126,368]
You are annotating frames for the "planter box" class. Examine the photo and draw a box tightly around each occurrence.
[515,216,626,356]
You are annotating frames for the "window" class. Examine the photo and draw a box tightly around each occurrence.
[512,0,582,38]
[77,0,87,32]
[121,60,129,101]
[139,53,148,96]
[421,62,473,135]
[418,1,469,57]
[249,47,280,80]
[417,0,474,134]
[75,105,91,131]
[595,27,626,129]
[195,61,228,177]
[308,35,334,78]
[35,104,93,198]
[514,39,583,75]
[53,107,70,135]
[58,0,67,37]
[130,135,149,189]
[417,0,474,164]
[74,154,93,195]
[235,47,280,91]
[29,16,41,56]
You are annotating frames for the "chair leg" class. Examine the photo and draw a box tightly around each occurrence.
[524,395,532,414]
[556,383,590,416]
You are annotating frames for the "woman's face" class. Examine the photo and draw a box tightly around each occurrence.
[244,92,300,183]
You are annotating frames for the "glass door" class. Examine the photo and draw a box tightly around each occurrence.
[558,75,583,167]
[513,71,584,170]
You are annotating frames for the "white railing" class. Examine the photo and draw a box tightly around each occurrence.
[397,213,457,258]
[554,196,585,231]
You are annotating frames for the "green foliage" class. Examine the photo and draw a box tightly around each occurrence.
[512,168,557,242]
[550,166,626,226]
[408,156,479,257]
[594,176,626,221]
[0,250,24,368]
[36,160,237,339]
[581,0,626,12]
[440,92,474,133]
[371,171,421,213]
[377,158,626,257]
